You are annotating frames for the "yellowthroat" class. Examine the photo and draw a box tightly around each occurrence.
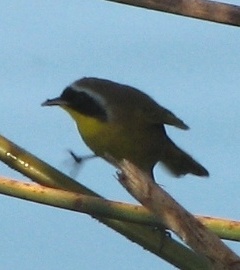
[42,77,209,178]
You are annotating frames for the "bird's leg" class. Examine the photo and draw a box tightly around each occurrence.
[68,150,96,164]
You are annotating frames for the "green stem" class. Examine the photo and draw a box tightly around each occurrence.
[0,134,210,269]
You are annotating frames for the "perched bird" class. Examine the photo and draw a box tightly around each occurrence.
[42,77,209,179]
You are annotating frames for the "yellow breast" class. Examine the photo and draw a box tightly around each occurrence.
[64,106,159,173]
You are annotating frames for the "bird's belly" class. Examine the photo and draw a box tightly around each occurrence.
[76,115,162,172]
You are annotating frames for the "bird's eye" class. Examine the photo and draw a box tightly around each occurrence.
[61,87,76,102]
[61,87,107,121]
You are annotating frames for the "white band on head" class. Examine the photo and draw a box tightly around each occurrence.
[70,82,114,120]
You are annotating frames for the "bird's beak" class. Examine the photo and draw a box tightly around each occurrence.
[41,97,68,107]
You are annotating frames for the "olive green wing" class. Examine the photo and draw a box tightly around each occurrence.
[140,103,189,130]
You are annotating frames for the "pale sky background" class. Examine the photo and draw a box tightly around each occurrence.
[1,1,240,269]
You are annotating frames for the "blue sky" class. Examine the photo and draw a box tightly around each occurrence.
[1,1,240,269]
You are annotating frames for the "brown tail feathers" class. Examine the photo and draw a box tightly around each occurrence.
[162,139,209,177]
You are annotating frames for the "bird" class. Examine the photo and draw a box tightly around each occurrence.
[42,77,209,179]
